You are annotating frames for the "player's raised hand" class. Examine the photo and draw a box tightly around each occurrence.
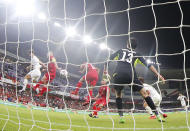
[42,69,47,72]
[103,71,111,81]
[159,75,165,84]
[26,66,31,71]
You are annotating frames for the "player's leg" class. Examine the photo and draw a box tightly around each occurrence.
[133,76,164,122]
[82,81,96,106]
[181,102,187,110]
[71,76,84,95]
[36,73,55,96]
[115,87,123,116]
[83,72,98,105]
[33,74,48,93]
[156,106,167,118]
[154,97,167,118]
[139,88,157,113]
[31,69,41,87]
[139,88,165,122]
[20,72,32,92]
[133,77,158,116]
[114,86,125,123]
[89,105,101,118]
[83,87,93,106]
[89,99,102,118]
[143,100,156,119]
[112,72,125,123]
[93,104,103,117]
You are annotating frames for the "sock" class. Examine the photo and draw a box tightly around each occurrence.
[33,81,43,90]
[93,105,101,116]
[144,96,158,115]
[89,90,93,97]
[87,90,93,102]
[23,79,28,90]
[156,107,164,115]
[145,106,153,116]
[40,86,48,95]
[93,106,97,115]
[116,97,123,117]
[75,82,82,93]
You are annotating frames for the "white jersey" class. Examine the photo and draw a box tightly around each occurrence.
[31,55,41,70]
[177,95,186,107]
[27,55,41,82]
[143,83,161,99]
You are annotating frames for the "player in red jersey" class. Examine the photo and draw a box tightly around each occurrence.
[89,73,110,118]
[33,52,61,96]
[71,63,99,105]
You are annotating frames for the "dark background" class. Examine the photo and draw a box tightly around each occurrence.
[0,0,189,70]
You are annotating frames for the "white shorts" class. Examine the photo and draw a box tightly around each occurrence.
[28,69,41,82]
[181,102,186,107]
[152,96,162,107]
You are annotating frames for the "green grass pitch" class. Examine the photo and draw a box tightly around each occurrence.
[0,104,189,131]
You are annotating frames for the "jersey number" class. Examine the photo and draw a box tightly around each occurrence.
[121,52,133,63]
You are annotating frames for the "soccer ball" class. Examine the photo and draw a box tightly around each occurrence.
[60,69,68,76]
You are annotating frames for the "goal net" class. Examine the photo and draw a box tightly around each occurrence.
[0,0,189,130]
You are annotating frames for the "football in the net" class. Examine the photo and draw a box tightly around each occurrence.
[60,69,68,76]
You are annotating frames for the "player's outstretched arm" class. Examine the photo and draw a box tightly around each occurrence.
[26,65,31,71]
[135,54,165,84]
[79,64,86,74]
[51,58,61,71]
[39,59,46,68]
[104,50,121,73]
[94,93,99,100]
[185,96,188,101]
[177,96,180,100]
[106,87,110,103]
[149,65,165,84]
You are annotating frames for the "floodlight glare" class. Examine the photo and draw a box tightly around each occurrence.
[2,0,14,4]
[65,27,77,37]
[146,59,152,64]
[54,22,61,27]
[99,43,108,50]
[146,59,151,64]
[15,0,35,16]
[83,35,92,44]
[37,12,47,20]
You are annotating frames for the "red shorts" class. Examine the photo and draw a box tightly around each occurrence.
[93,98,107,107]
[45,72,56,83]
[83,70,98,86]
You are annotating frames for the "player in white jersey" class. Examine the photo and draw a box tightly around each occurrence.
[177,93,187,110]
[20,50,43,92]
[139,77,167,119]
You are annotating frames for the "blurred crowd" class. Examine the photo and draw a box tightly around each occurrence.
[0,54,186,112]
[0,84,90,110]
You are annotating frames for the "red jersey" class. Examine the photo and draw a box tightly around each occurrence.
[48,55,56,74]
[99,86,109,98]
[48,62,56,74]
[81,63,97,72]
[45,56,57,82]
[87,64,96,72]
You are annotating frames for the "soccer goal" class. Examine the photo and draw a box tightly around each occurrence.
[0,0,189,130]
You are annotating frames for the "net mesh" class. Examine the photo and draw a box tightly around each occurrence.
[0,0,189,130]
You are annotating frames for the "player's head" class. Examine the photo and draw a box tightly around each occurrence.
[101,73,110,85]
[47,51,54,60]
[138,77,144,84]
[28,50,34,56]
[127,37,137,50]
[101,79,109,85]
[179,93,182,96]
[80,63,87,70]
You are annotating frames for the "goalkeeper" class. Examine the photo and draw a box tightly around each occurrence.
[104,38,165,123]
